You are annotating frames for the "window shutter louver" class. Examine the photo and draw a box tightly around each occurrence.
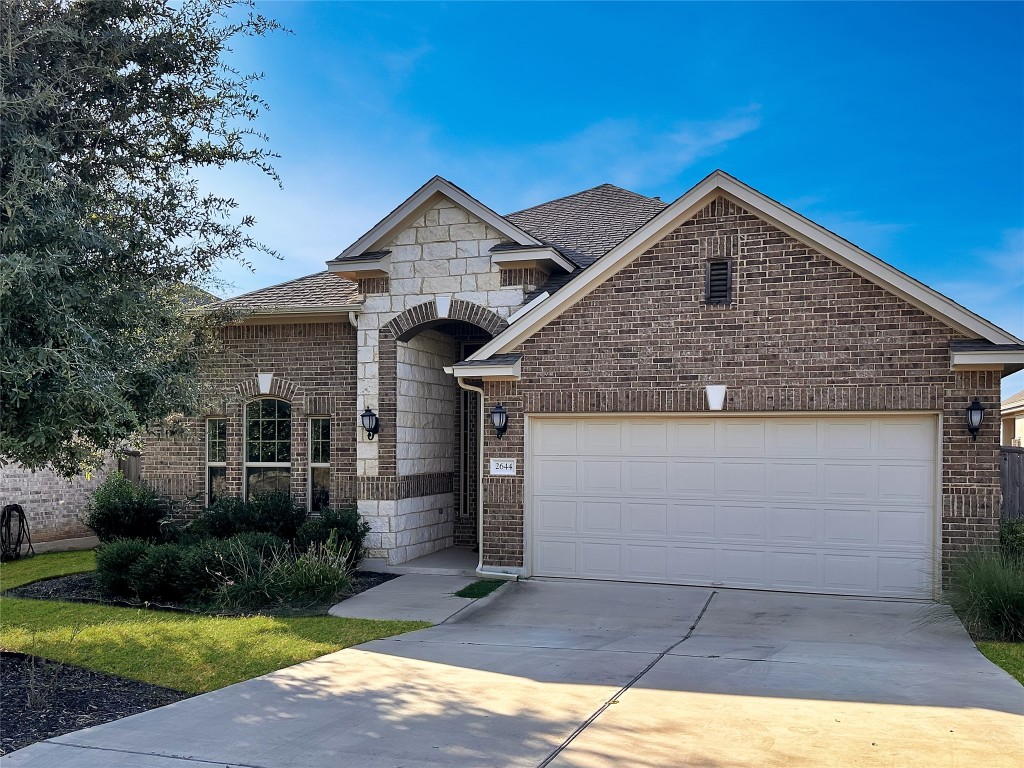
[706,259,732,304]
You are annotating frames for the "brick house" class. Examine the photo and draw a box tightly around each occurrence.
[139,170,1024,598]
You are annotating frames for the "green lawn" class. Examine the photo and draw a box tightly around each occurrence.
[454,579,506,599]
[0,551,429,693]
[978,641,1024,685]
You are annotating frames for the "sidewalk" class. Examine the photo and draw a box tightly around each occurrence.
[330,574,507,623]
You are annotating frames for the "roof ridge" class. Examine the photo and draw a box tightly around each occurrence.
[505,182,663,217]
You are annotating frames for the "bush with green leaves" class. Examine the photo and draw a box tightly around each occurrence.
[95,539,150,597]
[1000,517,1024,562]
[296,507,370,565]
[188,493,306,542]
[82,471,167,543]
[947,549,1024,642]
[128,544,190,603]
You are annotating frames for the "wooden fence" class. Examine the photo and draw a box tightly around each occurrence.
[1001,447,1024,519]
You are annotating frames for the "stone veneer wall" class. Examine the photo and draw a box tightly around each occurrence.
[0,459,114,542]
[396,330,458,475]
[477,196,1002,575]
[139,320,358,516]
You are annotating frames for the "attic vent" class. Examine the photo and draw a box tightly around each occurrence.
[705,259,732,305]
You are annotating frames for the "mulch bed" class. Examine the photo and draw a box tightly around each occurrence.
[0,569,400,755]
[0,652,190,756]
[5,570,400,614]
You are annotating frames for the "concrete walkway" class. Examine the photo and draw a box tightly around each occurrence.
[328,574,494,623]
[5,581,1022,767]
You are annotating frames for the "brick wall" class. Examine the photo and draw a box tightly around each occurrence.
[478,196,1002,571]
[139,320,358,517]
[0,459,114,543]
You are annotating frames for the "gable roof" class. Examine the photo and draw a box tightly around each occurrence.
[470,169,1024,362]
[329,176,541,263]
[506,184,667,268]
[215,271,360,315]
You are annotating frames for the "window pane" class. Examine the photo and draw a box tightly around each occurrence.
[207,418,226,463]
[275,441,290,463]
[208,466,227,505]
[277,418,290,441]
[260,443,275,462]
[261,399,276,418]
[310,417,330,465]
[311,466,330,513]
[246,467,290,499]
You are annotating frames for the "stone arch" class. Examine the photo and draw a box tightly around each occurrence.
[235,374,298,401]
[383,298,508,342]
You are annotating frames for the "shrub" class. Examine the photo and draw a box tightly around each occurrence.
[1000,518,1024,563]
[82,471,166,543]
[947,550,1024,642]
[95,539,150,597]
[296,507,369,566]
[128,544,190,603]
[277,533,352,605]
[188,493,306,542]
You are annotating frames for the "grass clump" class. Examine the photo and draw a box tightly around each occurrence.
[454,579,506,599]
[946,549,1024,642]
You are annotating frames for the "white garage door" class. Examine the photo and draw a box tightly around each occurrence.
[529,415,937,598]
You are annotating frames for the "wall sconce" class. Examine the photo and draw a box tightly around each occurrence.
[360,408,380,440]
[257,372,274,395]
[705,385,728,411]
[490,403,508,439]
[966,398,985,441]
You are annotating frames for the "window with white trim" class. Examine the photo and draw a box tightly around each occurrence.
[309,417,330,513]
[206,418,227,506]
[245,399,291,499]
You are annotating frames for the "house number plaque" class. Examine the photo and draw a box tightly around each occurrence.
[489,459,516,476]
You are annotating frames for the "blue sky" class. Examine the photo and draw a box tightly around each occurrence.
[209,2,1024,396]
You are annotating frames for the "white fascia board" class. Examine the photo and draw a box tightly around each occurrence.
[471,170,1022,361]
[326,254,391,278]
[446,358,522,380]
[951,350,1024,374]
[491,247,577,273]
[330,177,541,264]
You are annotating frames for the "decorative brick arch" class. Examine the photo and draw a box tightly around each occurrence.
[383,298,508,342]
[235,374,298,401]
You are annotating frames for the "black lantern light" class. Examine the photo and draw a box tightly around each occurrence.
[360,408,380,440]
[966,398,985,441]
[490,403,508,439]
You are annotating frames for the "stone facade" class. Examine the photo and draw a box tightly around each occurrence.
[477,197,1002,572]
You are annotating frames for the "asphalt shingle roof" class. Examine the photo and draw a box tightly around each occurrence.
[505,183,667,269]
[217,271,359,312]
[1003,389,1024,412]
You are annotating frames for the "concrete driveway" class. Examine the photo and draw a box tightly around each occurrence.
[4,580,1022,767]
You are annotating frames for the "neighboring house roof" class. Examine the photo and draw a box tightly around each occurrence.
[471,169,1024,366]
[1004,389,1024,416]
[506,184,667,269]
[215,271,360,315]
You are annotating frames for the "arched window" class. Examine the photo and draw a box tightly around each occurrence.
[245,398,291,499]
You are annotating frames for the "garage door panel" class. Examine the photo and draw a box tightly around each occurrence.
[627,461,668,495]
[767,462,819,497]
[669,461,716,494]
[625,502,668,536]
[669,546,716,581]
[668,503,717,538]
[717,504,766,541]
[717,548,767,587]
[531,415,937,598]
[581,460,621,495]
[669,420,716,454]
[716,461,766,495]
[822,463,877,499]
[770,551,820,589]
[823,509,876,546]
[579,501,621,535]
[769,506,820,544]
[878,464,933,502]
[536,459,578,494]
[623,544,668,580]
[533,420,577,455]
[877,509,930,547]
[581,421,622,454]
[533,499,577,534]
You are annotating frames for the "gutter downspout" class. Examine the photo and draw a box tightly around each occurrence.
[451,375,518,580]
